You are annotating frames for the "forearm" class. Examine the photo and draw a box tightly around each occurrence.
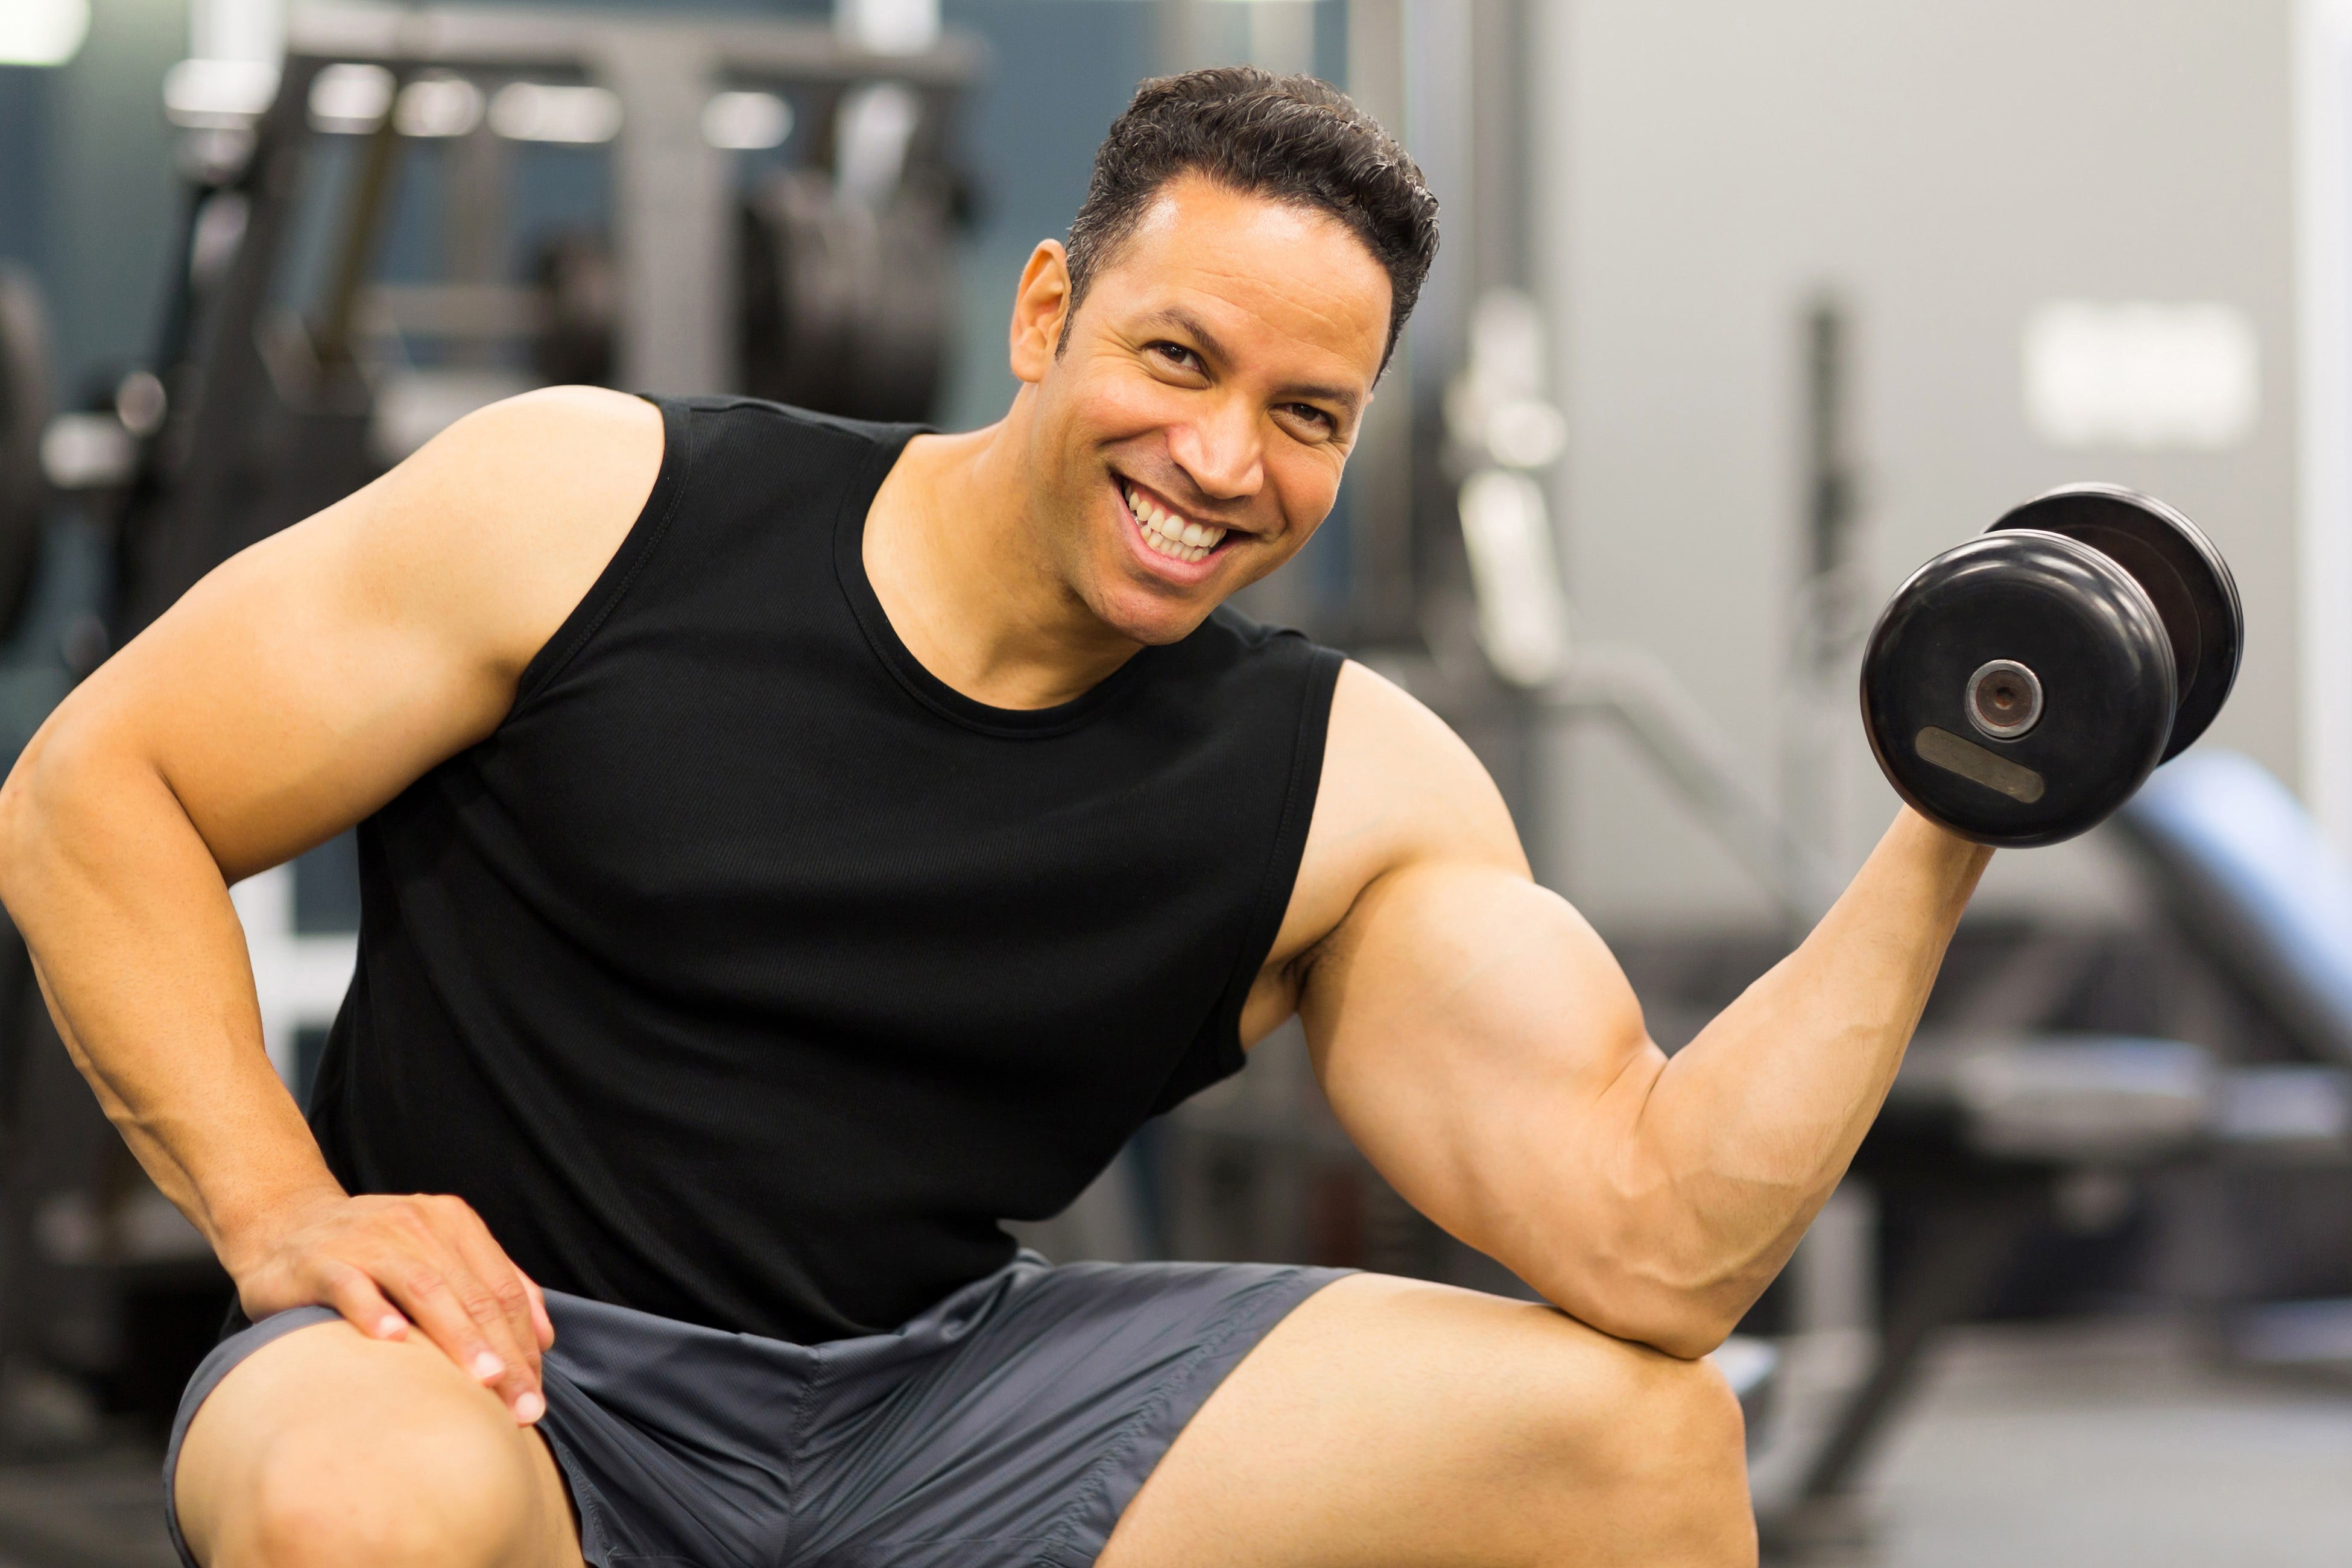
[0,729,343,1266]
[1609,808,1990,1333]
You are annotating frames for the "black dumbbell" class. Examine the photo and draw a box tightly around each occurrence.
[1860,484,2242,848]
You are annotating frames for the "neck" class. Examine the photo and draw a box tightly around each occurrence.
[863,388,1143,710]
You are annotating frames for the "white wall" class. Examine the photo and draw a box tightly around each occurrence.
[1540,0,2301,929]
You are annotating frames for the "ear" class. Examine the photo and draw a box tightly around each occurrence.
[1008,240,1072,385]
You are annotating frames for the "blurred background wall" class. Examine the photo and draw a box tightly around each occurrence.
[0,0,188,410]
[1541,0,2303,929]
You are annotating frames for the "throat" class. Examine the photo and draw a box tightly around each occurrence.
[862,431,1142,710]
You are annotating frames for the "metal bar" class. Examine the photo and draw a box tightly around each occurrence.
[129,54,331,631]
[1786,1194,2037,1505]
[312,106,408,371]
[1538,644,1844,926]
[288,2,985,87]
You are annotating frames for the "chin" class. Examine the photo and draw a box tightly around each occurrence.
[1089,576,1227,646]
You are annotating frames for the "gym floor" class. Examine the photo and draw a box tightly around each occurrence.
[0,1316,2345,1567]
[1755,1317,2352,1566]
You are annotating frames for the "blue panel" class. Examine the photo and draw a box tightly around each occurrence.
[0,66,49,277]
[937,0,1160,431]
[508,142,612,273]
[2120,751,2352,1061]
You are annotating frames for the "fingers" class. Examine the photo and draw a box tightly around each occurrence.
[317,1262,410,1343]
[521,1271,555,1351]
[438,1197,548,1393]
[366,1199,545,1424]
[239,1192,553,1425]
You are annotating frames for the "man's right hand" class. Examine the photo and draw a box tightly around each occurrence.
[223,1189,555,1424]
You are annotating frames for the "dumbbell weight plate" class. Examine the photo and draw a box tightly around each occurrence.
[1987,485,2241,762]
[1861,530,2177,847]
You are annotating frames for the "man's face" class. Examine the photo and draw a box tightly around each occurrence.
[1010,175,1392,645]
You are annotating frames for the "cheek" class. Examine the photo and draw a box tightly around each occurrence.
[1269,450,1345,536]
[1069,363,1192,443]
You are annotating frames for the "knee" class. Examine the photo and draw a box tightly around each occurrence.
[1526,1335,1756,1566]
[1616,1351,1747,1484]
[235,1405,539,1568]
[1606,1355,1754,1564]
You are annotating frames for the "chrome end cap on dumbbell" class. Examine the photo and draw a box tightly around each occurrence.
[1965,659,2043,740]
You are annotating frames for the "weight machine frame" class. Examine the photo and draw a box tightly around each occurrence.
[123,0,981,631]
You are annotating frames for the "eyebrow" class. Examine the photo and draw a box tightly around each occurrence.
[1139,307,1367,415]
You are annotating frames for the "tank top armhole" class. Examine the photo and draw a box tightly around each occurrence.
[507,394,695,718]
[1151,640,1346,1113]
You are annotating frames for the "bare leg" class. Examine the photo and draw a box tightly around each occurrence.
[1101,1274,1755,1567]
[174,1319,583,1568]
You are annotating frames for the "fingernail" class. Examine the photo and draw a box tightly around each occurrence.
[514,1391,546,1423]
[472,1351,505,1381]
[376,1315,406,1338]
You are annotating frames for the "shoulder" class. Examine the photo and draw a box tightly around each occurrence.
[392,385,664,537]
[648,393,920,470]
[318,386,666,683]
[1320,660,1526,875]
[433,383,662,468]
[1263,660,1527,974]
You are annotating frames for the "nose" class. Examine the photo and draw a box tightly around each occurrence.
[1166,393,1266,505]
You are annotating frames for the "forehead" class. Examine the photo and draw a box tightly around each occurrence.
[1087,176,1391,386]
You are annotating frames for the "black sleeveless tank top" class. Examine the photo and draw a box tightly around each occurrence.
[306,396,1342,1342]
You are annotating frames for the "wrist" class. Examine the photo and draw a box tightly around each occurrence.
[1874,811,1996,935]
[1892,805,1994,870]
[210,1178,349,1280]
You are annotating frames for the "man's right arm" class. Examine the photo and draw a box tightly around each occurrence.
[0,387,662,1423]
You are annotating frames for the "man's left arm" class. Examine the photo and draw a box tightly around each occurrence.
[1286,663,1990,1359]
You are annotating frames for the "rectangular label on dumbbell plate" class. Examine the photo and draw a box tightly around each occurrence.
[1914,727,2046,803]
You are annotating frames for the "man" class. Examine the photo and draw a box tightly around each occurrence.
[0,69,1985,1567]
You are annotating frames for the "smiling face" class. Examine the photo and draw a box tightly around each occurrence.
[1006,175,1393,646]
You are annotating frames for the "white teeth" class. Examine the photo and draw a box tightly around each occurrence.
[1125,484,1228,564]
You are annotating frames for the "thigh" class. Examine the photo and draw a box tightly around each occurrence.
[1098,1273,1755,1568]
[174,1316,583,1568]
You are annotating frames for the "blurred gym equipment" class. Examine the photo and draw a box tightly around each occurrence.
[1751,750,2352,1554]
[739,156,955,420]
[1863,487,2243,847]
[115,1,979,634]
[2119,750,2352,1070]
[0,266,51,644]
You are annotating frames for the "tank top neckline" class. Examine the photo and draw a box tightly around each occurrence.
[832,428,1168,739]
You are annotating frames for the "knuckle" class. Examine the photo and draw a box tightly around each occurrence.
[454,1283,503,1323]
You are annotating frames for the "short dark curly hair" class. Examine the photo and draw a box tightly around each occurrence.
[1063,68,1439,375]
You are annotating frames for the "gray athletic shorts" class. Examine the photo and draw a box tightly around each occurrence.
[165,1253,1347,1567]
